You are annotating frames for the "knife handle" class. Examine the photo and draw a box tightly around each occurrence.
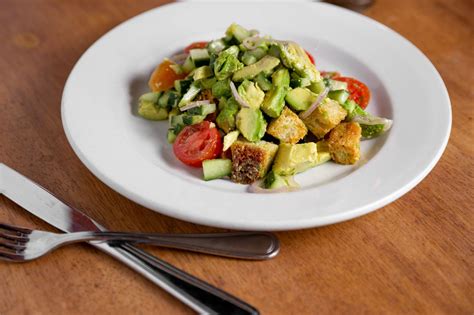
[92,241,259,314]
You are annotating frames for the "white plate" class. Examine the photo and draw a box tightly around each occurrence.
[61,2,451,231]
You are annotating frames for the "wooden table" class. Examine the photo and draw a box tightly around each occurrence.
[1,0,472,314]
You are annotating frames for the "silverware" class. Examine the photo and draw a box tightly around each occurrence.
[0,222,278,262]
[0,163,260,314]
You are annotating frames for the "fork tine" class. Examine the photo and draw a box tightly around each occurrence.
[0,223,31,234]
[0,247,23,262]
[0,230,28,242]
[0,238,26,251]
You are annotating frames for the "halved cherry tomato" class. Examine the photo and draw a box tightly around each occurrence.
[148,59,187,92]
[184,41,208,53]
[173,121,222,167]
[305,50,315,65]
[334,76,371,109]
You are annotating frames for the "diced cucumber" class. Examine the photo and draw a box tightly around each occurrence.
[241,53,257,65]
[189,49,210,67]
[223,130,239,151]
[285,87,318,111]
[254,73,272,91]
[328,90,350,104]
[169,63,183,75]
[182,55,195,73]
[178,83,201,107]
[158,91,170,107]
[225,23,251,43]
[167,129,177,143]
[167,91,180,108]
[182,115,205,125]
[138,93,168,121]
[202,159,232,180]
[174,78,193,94]
[309,80,326,94]
[290,72,311,88]
[325,79,347,91]
[193,66,212,81]
[208,39,226,54]
[361,124,385,139]
[187,103,216,116]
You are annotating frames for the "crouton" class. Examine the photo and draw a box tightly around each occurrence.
[267,107,308,144]
[230,139,279,184]
[302,98,347,138]
[327,122,361,164]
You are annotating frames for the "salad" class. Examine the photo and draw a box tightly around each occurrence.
[137,23,392,192]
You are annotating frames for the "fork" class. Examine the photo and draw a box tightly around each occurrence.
[0,223,279,262]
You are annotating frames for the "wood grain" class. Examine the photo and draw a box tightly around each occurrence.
[0,0,472,314]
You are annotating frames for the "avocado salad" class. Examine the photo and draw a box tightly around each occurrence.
[137,23,393,192]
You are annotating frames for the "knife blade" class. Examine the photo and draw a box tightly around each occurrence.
[0,163,259,314]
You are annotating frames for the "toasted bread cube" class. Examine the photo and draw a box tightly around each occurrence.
[327,122,361,164]
[230,139,279,184]
[302,98,347,138]
[267,107,308,144]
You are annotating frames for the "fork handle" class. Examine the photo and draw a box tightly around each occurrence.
[58,231,279,260]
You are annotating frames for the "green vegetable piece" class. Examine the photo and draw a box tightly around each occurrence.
[193,66,212,81]
[199,77,217,89]
[223,130,240,151]
[343,100,367,121]
[138,92,168,120]
[326,79,347,91]
[232,55,280,82]
[309,80,326,94]
[202,159,232,181]
[254,73,272,91]
[174,78,193,94]
[178,83,201,107]
[263,171,299,190]
[360,124,385,139]
[167,129,177,143]
[169,63,183,75]
[290,72,311,88]
[182,55,195,73]
[236,107,267,142]
[271,41,320,83]
[241,53,257,66]
[225,23,251,43]
[237,80,265,109]
[216,97,240,133]
[208,39,227,54]
[214,46,244,80]
[328,90,350,105]
[315,141,331,165]
[187,103,216,116]
[285,87,318,111]
[261,68,290,118]
[212,78,232,98]
[189,49,210,67]
[272,143,319,176]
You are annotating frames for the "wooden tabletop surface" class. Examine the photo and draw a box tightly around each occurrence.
[1,0,472,314]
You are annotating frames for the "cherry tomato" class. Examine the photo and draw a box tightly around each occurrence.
[148,59,187,92]
[173,121,222,167]
[184,41,208,53]
[334,76,371,109]
[305,50,315,65]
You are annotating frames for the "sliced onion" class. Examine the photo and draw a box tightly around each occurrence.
[169,53,188,65]
[299,87,330,119]
[351,115,393,132]
[179,100,211,112]
[230,81,250,108]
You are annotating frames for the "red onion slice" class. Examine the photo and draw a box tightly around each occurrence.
[230,81,251,108]
[179,100,211,112]
[299,87,329,119]
[169,53,188,65]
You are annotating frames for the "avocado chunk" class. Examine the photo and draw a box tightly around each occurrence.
[261,68,290,117]
[301,98,347,138]
[272,143,319,176]
[211,78,232,98]
[238,80,265,109]
[216,97,240,133]
[285,87,318,112]
[254,73,273,91]
[138,92,168,120]
[232,55,280,82]
[214,46,244,81]
[267,107,307,144]
[315,141,331,165]
[271,41,320,83]
[236,107,267,142]
[202,159,232,181]
[230,139,279,184]
[223,130,240,151]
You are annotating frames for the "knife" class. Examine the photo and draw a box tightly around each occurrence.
[0,163,259,314]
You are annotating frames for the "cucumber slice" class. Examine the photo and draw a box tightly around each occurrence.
[309,80,326,94]
[174,78,193,94]
[202,159,232,181]
[182,55,195,73]
[189,49,210,67]
[325,79,347,91]
[327,90,350,104]
[178,83,201,107]
[187,103,216,116]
